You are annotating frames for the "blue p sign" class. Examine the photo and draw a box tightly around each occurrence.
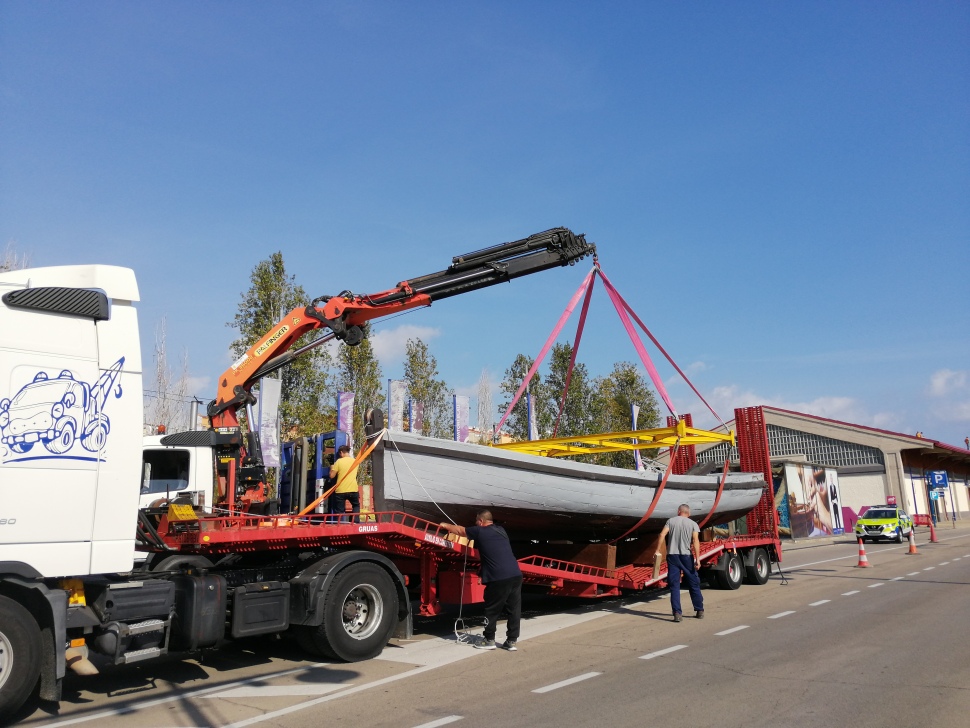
[928,470,949,490]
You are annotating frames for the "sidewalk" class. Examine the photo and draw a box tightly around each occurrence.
[779,518,970,553]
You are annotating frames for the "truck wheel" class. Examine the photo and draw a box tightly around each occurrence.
[148,554,213,572]
[715,553,744,590]
[743,548,771,585]
[45,421,76,454]
[301,563,398,662]
[9,443,32,454]
[0,596,42,721]
[81,418,109,453]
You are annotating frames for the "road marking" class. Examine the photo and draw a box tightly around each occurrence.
[768,610,796,619]
[891,576,904,581]
[842,590,860,596]
[809,600,831,606]
[207,683,349,698]
[532,672,602,694]
[868,583,884,588]
[907,572,920,576]
[953,557,961,561]
[40,664,328,727]
[924,567,935,571]
[715,625,749,636]
[939,561,950,565]
[412,717,463,728]
[639,644,688,660]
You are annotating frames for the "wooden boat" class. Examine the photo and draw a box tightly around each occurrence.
[370,429,766,542]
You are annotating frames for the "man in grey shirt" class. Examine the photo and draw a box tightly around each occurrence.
[656,504,704,622]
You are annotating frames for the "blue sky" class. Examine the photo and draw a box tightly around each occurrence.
[2,2,968,446]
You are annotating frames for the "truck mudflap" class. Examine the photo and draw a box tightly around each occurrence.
[289,550,412,639]
[1,576,68,702]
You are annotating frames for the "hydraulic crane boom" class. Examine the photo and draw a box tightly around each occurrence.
[205,227,594,507]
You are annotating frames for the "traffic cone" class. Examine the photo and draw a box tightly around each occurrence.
[906,530,919,555]
[856,538,872,568]
[929,521,939,543]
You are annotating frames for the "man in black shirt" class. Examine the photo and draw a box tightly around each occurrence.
[440,510,522,651]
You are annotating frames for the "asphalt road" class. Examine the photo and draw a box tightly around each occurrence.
[16,529,970,728]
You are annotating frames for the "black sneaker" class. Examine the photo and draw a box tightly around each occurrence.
[475,639,497,650]
[696,610,705,619]
[673,613,682,623]
[500,640,517,651]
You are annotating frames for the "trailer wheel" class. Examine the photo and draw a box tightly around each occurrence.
[743,548,771,585]
[715,553,744,590]
[302,563,398,662]
[0,596,42,721]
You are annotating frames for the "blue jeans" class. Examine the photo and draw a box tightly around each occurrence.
[667,553,704,615]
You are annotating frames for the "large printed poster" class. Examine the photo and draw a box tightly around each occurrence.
[784,463,842,538]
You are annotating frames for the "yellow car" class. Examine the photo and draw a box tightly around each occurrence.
[854,506,914,543]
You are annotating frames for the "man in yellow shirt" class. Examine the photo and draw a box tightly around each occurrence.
[329,445,359,521]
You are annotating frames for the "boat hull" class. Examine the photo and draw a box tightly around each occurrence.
[373,431,765,542]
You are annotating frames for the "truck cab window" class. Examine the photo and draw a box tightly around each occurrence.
[142,449,190,494]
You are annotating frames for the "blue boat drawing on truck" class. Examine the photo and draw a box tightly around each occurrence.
[0,356,125,462]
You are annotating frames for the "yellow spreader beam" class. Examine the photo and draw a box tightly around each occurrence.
[492,420,735,458]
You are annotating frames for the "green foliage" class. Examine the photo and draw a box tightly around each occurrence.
[228,251,335,436]
[498,349,662,469]
[590,361,661,468]
[336,323,385,451]
[403,338,451,438]
[498,354,551,441]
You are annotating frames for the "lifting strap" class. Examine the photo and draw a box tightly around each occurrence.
[697,458,731,529]
[552,272,595,437]
[609,439,681,544]
[494,268,596,438]
[597,268,724,427]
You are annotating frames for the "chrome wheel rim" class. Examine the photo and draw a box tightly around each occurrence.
[0,629,13,692]
[341,584,384,640]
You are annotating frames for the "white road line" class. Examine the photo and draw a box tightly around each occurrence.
[411,717,463,728]
[953,557,961,561]
[868,583,884,588]
[809,600,831,606]
[842,590,860,596]
[715,625,749,636]
[939,561,950,565]
[532,672,602,694]
[40,664,327,727]
[891,576,905,581]
[924,567,935,571]
[639,644,688,660]
[768,610,796,619]
[907,572,920,576]
[207,683,349,698]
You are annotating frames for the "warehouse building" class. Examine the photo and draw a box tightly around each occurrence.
[694,407,970,531]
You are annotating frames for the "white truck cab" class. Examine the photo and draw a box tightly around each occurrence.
[141,435,213,511]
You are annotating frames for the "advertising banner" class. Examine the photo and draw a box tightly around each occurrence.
[409,399,425,434]
[337,391,355,450]
[257,378,282,468]
[454,395,470,443]
[783,463,837,538]
[388,380,407,432]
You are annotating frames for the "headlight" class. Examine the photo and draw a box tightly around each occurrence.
[52,403,64,419]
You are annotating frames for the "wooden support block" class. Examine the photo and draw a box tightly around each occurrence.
[520,543,617,570]
[617,534,664,566]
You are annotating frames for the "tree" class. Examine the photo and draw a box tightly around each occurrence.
[498,354,551,441]
[590,361,661,468]
[336,323,384,451]
[144,318,191,432]
[0,242,29,272]
[544,342,594,438]
[228,252,335,436]
[403,338,450,438]
[476,368,493,444]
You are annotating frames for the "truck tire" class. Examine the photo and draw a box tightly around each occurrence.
[714,553,744,590]
[299,563,398,662]
[148,554,213,572]
[45,421,76,454]
[743,548,771,585]
[0,596,42,721]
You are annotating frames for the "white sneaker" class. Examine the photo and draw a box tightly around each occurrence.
[500,640,517,651]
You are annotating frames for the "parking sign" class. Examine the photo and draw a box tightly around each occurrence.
[927,470,949,490]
